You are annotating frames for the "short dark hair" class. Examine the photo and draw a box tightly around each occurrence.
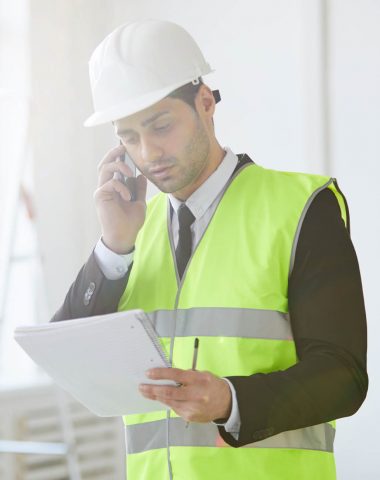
[167,78,204,110]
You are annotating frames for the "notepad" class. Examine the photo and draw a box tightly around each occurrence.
[14,310,175,416]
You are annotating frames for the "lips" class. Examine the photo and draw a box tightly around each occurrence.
[149,165,174,179]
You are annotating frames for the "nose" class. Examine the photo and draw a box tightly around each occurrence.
[140,135,164,164]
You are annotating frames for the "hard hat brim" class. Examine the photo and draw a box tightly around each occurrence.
[83,77,212,127]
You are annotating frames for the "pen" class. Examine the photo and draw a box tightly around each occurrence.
[192,337,199,370]
[185,337,199,428]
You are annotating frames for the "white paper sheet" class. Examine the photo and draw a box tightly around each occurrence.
[14,310,175,416]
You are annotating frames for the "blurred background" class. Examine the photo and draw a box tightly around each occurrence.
[0,0,379,478]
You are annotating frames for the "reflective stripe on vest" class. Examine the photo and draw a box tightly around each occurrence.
[149,307,292,339]
[126,417,335,454]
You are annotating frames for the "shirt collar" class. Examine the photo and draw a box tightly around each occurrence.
[168,147,238,219]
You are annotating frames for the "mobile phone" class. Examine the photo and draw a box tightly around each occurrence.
[115,145,137,201]
[122,150,137,201]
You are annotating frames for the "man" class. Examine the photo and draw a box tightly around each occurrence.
[53,20,367,479]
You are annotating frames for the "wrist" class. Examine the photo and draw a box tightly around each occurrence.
[213,379,232,422]
[101,236,134,255]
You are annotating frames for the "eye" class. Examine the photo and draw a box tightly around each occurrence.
[123,136,139,145]
[154,123,171,131]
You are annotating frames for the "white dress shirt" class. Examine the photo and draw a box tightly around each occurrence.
[94,147,241,438]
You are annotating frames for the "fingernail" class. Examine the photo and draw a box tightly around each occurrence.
[145,369,153,378]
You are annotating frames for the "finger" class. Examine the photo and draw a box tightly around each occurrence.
[138,391,199,423]
[97,144,126,171]
[139,384,188,402]
[98,160,134,187]
[135,175,147,202]
[95,178,132,203]
[146,367,195,385]
[138,390,184,413]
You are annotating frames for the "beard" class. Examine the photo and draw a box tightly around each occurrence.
[143,115,211,197]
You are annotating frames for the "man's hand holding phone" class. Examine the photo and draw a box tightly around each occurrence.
[94,144,147,254]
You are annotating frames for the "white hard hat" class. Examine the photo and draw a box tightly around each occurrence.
[84,20,215,127]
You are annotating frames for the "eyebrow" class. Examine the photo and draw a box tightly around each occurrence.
[116,111,170,136]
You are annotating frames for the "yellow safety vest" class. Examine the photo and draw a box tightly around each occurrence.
[118,161,347,479]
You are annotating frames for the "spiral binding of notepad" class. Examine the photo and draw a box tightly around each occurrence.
[136,312,171,367]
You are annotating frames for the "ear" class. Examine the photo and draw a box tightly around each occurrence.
[195,84,215,120]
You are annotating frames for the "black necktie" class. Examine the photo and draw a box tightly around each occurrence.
[175,204,195,279]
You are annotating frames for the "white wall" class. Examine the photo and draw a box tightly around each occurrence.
[30,1,116,311]
[30,1,379,477]
[329,1,380,478]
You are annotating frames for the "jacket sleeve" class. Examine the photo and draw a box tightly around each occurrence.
[51,250,130,322]
[220,188,368,447]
